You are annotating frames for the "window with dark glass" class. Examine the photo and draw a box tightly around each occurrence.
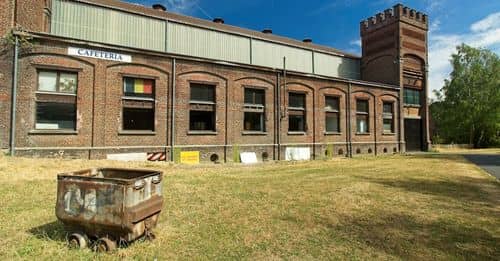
[122,77,155,131]
[325,96,340,133]
[383,102,394,133]
[243,88,265,132]
[404,88,421,105]
[288,92,306,132]
[356,100,369,133]
[190,83,216,131]
[35,70,77,130]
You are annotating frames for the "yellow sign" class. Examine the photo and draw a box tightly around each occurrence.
[180,151,200,164]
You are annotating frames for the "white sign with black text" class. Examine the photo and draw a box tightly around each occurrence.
[68,47,132,62]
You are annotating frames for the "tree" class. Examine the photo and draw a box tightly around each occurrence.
[431,44,500,148]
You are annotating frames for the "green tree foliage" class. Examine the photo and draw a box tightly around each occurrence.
[431,44,500,147]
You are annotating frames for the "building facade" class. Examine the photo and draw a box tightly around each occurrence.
[0,0,430,162]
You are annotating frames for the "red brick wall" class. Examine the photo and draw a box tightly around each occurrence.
[0,48,12,149]
[7,38,401,160]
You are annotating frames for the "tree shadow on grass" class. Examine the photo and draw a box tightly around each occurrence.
[322,212,500,259]
[332,174,500,258]
[28,220,67,242]
[403,153,471,164]
[358,175,500,208]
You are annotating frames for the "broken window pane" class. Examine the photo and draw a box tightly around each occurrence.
[59,73,78,93]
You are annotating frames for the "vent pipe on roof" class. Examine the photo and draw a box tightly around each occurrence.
[262,29,273,34]
[213,18,225,24]
[152,4,166,11]
[303,38,312,43]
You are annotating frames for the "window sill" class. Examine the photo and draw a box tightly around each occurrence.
[122,96,155,102]
[29,129,78,135]
[118,130,156,135]
[188,131,218,135]
[242,131,268,135]
[288,131,307,135]
[355,132,371,135]
[382,132,396,136]
[35,91,76,96]
[403,104,421,108]
[324,132,342,135]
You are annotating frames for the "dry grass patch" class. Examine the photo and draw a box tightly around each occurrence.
[0,154,499,260]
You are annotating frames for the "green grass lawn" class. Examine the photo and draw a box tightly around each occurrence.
[0,153,498,260]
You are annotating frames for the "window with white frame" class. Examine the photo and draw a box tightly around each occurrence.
[288,92,306,132]
[122,77,155,131]
[356,99,369,133]
[189,83,216,131]
[383,102,394,133]
[35,70,77,130]
[243,88,265,132]
[325,96,340,133]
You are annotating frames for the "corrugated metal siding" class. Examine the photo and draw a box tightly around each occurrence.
[167,22,251,64]
[51,0,166,52]
[251,40,313,73]
[313,52,361,79]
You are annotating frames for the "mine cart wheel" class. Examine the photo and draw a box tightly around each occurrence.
[145,231,156,241]
[95,237,117,252]
[68,233,88,249]
[142,229,156,241]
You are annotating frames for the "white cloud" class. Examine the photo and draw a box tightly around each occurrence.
[470,12,500,32]
[350,39,361,47]
[428,12,500,98]
[163,0,198,12]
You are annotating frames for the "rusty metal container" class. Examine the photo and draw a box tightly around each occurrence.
[55,168,163,251]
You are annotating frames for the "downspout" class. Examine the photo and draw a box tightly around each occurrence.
[281,57,288,159]
[282,57,287,118]
[312,89,316,160]
[347,82,352,157]
[276,72,281,160]
[373,95,377,155]
[9,35,19,156]
[12,0,17,27]
[170,58,176,162]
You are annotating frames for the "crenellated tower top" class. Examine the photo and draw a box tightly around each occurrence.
[360,4,428,35]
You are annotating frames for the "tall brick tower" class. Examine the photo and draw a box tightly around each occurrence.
[360,4,430,151]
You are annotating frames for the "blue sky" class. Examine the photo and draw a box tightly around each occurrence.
[124,0,500,98]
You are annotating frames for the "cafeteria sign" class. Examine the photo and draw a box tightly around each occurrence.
[68,47,132,62]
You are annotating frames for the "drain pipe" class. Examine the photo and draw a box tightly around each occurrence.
[9,35,19,156]
[276,72,281,160]
[347,82,352,158]
[170,58,176,162]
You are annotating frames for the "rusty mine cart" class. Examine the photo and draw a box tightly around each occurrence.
[55,168,164,252]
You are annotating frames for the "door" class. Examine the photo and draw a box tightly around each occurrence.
[405,119,422,151]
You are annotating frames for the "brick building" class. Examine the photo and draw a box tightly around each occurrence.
[0,0,430,162]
